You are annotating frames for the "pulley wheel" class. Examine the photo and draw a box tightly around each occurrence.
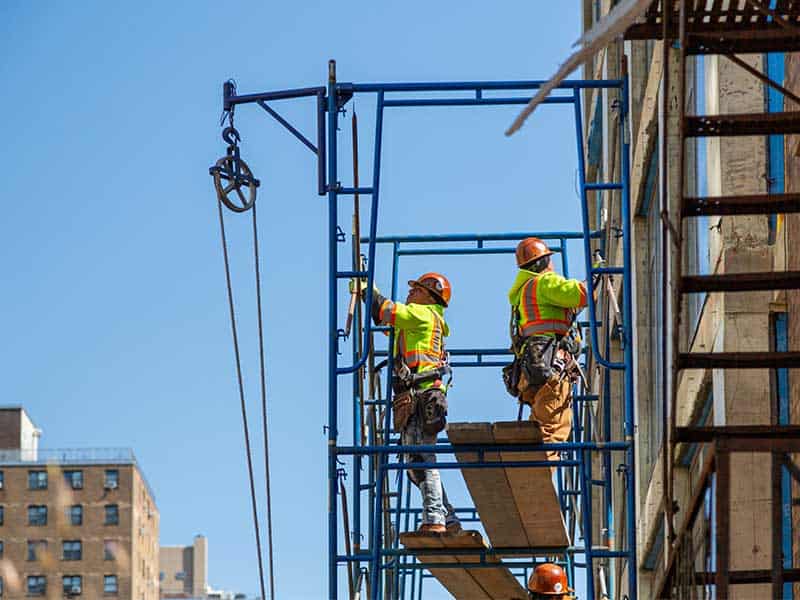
[211,154,259,213]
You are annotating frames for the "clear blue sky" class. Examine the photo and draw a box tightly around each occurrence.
[0,2,587,598]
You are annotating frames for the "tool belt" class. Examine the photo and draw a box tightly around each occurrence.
[391,364,450,434]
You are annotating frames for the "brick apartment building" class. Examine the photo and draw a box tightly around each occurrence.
[0,407,159,599]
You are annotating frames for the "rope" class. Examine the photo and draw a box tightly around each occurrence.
[252,202,276,598]
[216,198,269,600]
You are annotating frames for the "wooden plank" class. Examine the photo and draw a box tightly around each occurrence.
[401,531,528,600]
[447,423,529,548]
[491,422,570,549]
[448,422,569,551]
[401,532,491,599]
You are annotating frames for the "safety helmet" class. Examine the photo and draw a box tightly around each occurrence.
[527,563,569,596]
[408,272,451,307]
[516,237,554,269]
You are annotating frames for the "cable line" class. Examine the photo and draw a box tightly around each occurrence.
[215,195,269,600]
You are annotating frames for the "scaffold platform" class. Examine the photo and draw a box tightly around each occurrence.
[448,422,569,552]
[400,530,527,600]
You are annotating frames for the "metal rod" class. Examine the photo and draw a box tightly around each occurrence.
[257,100,318,154]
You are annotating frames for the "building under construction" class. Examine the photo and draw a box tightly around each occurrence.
[209,1,800,598]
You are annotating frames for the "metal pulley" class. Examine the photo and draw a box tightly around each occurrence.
[209,125,261,212]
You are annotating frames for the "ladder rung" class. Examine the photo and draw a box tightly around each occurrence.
[681,271,800,293]
[678,352,800,370]
[684,112,800,137]
[682,193,800,217]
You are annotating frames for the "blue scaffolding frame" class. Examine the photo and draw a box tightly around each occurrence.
[219,61,637,599]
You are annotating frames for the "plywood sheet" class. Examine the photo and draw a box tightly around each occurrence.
[400,530,527,600]
[448,421,569,551]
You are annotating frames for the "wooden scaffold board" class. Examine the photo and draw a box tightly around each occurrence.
[447,421,569,551]
[400,530,527,600]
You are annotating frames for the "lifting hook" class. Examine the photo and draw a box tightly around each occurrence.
[209,125,261,213]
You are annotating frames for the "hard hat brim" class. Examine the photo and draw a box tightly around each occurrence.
[408,279,448,307]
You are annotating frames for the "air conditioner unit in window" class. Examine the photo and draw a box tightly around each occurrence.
[105,481,118,490]
[69,586,81,595]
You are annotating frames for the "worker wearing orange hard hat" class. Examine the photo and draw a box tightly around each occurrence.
[503,237,589,460]
[353,272,461,534]
[527,563,575,599]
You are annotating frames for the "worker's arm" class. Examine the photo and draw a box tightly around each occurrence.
[537,272,589,310]
[370,292,426,330]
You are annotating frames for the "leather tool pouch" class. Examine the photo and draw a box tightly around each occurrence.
[519,337,556,389]
[392,391,415,432]
[502,359,521,397]
[418,389,448,435]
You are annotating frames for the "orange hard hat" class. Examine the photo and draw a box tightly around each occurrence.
[516,237,554,268]
[527,563,570,596]
[408,272,451,307]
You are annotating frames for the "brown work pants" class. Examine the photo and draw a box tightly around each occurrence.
[519,374,573,461]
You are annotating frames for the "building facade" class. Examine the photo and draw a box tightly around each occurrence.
[578,2,798,598]
[159,535,207,598]
[0,407,159,599]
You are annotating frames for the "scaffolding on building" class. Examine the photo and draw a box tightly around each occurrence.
[210,61,638,599]
[624,1,800,597]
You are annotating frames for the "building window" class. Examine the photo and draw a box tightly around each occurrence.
[104,470,119,490]
[27,540,47,561]
[104,504,119,525]
[0,540,4,558]
[0,506,4,525]
[103,575,118,595]
[0,471,4,489]
[68,504,83,526]
[62,540,82,561]
[175,571,186,580]
[27,575,46,596]
[28,470,47,490]
[104,540,117,561]
[28,505,47,526]
[159,571,164,581]
[63,470,83,490]
[62,575,81,596]
[0,576,3,596]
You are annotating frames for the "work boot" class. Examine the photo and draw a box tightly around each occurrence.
[417,523,446,535]
[445,520,463,535]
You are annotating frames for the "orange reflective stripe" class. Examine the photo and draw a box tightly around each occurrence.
[577,282,588,308]
[521,319,571,336]
[379,299,397,325]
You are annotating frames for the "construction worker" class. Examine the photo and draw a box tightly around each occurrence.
[353,273,461,535]
[527,563,575,599]
[506,237,588,459]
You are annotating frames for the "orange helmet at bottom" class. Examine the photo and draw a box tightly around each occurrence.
[408,272,451,307]
[527,563,570,596]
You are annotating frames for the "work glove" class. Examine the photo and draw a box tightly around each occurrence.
[349,278,380,298]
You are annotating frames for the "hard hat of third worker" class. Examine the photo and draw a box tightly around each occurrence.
[408,272,452,307]
[527,563,570,596]
[516,237,554,269]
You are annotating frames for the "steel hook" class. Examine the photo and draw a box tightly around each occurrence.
[222,126,241,146]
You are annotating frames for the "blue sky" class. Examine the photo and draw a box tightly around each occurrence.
[0,2,587,598]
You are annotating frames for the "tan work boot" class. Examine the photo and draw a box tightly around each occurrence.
[445,521,463,535]
[417,523,446,535]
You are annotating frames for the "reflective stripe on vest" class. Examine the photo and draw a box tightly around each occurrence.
[397,311,445,370]
[519,277,572,337]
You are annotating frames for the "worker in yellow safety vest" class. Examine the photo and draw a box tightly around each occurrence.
[354,272,462,535]
[527,563,575,599]
[505,237,588,460]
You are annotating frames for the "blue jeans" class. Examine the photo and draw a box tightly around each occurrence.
[402,415,458,527]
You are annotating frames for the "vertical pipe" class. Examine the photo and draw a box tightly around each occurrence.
[369,90,387,600]
[318,91,327,196]
[327,59,340,600]
[716,448,730,597]
[400,483,413,599]
[580,443,596,600]
[620,60,638,599]
[560,237,569,278]
[603,320,615,600]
